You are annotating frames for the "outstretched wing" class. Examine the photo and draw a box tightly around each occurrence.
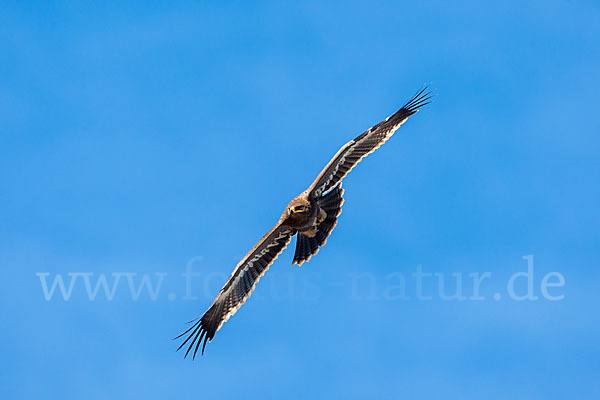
[308,87,432,198]
[176,223,295,358]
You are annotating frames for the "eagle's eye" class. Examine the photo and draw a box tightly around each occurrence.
[290,205,305,215]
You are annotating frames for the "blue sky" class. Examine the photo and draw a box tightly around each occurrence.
[1,1,599,399]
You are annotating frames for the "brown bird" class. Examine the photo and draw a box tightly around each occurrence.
[176,87,432,358]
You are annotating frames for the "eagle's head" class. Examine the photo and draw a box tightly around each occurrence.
[285,198,311,225]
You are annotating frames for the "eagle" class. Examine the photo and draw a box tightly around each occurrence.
[176,87,432,358]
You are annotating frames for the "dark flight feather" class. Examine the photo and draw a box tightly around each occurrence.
[175,224,294,358]
[309,87,432,198]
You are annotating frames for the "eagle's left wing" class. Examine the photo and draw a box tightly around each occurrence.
[176,222,295,358]
[308,87,432,198]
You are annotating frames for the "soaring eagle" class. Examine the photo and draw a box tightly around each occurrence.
[176,87,432,358]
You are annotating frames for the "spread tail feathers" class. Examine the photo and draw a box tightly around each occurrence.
[292,185,344,265]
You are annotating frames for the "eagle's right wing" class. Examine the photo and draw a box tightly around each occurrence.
[308,87,432,198]
[176,222,295,358]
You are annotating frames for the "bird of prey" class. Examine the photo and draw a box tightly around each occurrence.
[176,87,432,358]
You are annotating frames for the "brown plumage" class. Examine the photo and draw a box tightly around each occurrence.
[176,87,432,358]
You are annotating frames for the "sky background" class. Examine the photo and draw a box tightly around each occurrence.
[1,1,599,399]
